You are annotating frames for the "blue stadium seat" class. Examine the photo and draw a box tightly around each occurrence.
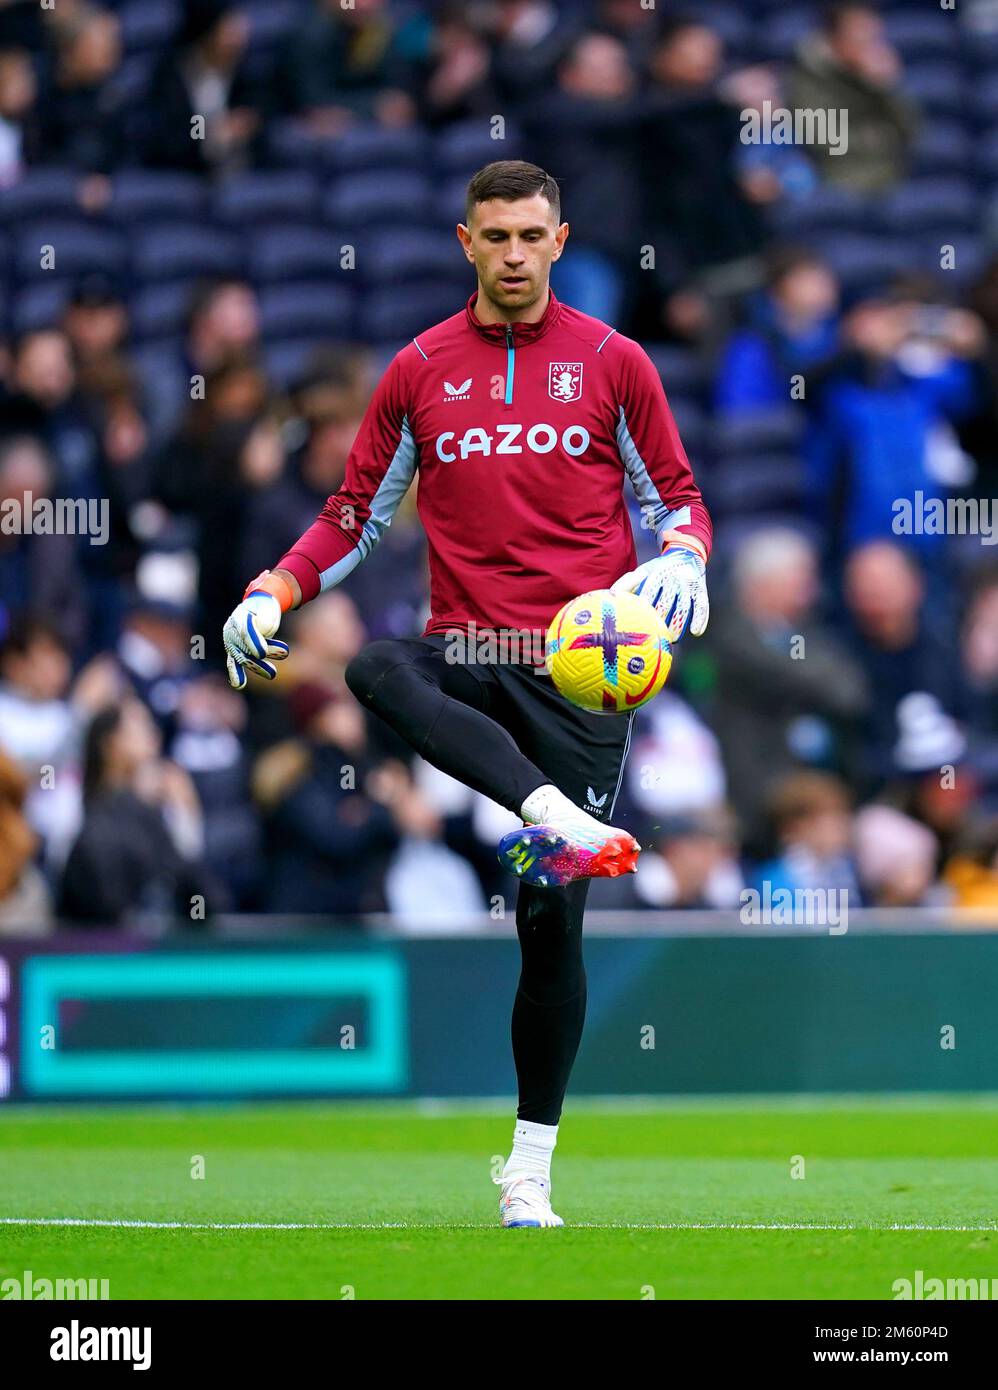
[212,171,320,226]
[362,228,464,285]
[884,11,959,61]
[811,234,913,293]
[764,7,818,61]
[264,120,337,171]
[106,54,156,115]
[707,453,806,518]
[263,338,330,391]
[328,123,431,174]
[880,179,980,236]
[978,127,998,185]
[131,224,243,283]
[909,233,985,288]
[358,282,468,343]
[242,0,303,51]
[964,30,998,72]
[432,175,473,231]
[10,281,74,335]
[665,399,709,462]
[903,63,966,121]
[258,281,356,340]
[117,0,180,55]
[129,281,199,340]
[2,169,84,222]
[974,75,998,127]
[324,171,432,228]
[109,171,206,224]
[249,225,348,284]
[770,183,876,239]
[712,408,805,458]
[643,346,711,403]
[130,340,190,443]
[692,2,753,52]
[434,119,525,176]
[14,221,125,283]
[909,122,973,180]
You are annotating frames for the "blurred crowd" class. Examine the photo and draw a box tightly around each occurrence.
[2,0,998,931]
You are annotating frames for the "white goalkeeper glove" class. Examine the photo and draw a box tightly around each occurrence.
[611,540,709,642]
[223,572,292,689]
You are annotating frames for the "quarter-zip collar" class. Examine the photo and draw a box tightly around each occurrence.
[465,288,563,345]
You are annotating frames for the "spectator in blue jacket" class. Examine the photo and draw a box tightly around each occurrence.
[806,286,986,558]
[715,248,841,415]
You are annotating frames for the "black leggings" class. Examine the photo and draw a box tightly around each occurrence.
[345,636,609,1125]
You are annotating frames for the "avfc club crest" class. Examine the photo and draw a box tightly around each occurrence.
[548,361,583,403]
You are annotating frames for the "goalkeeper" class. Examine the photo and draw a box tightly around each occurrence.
[224,161,711,1228]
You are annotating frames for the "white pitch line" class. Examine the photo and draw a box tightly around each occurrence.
[2,1218,996,1233]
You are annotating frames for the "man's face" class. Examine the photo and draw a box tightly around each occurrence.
[458,194,568,317]
[831,9,884,68]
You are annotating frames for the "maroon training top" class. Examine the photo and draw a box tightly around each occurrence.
[277,290,712,639]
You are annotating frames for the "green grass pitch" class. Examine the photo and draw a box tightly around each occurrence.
[1,1098,996,1300]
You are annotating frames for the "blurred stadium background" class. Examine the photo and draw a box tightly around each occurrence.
[2,0,998,1107]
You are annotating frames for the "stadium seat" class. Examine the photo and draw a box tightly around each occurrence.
[880,180,980,237]
[9,280,74,335]
[107,53,157,115]
[909,233,986,289]
[764,7,818,61]
[769,183,877,239]
[212,171,320,227]
[666,399,709,462]
[964,30,998,72]
[328,122,432,174]
[258,281,356,340]
[909,122,973,181]
[263,120,337,171]
[358,282,468,343]
[130,340,189,442]
[242,0,303,52]
[434,119,525,176]
[974,75,998,127]
[902,63,966,121]
[263,338,333,391]
[325,171,433,229]
[109,171,207,225]
[2,168,85,222]
[712,408,805,458]
[884,11,959,61]
[131,224,243,284]
[707,453,806,518]
[362,228,465,286]
[129,281,200,340]
[432,175,473,231]
[644,346,711,403]
[249,225,349,284]
[692,3,753,53]
[810,234,912,294]
[14,221,125,283]
[978,125,998,180]
[117,0,180,56]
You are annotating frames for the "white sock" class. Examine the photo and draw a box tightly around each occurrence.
[503,1118,558,1184]
[521,783,576,824]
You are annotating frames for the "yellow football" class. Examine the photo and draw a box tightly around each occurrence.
[545,589,672,714]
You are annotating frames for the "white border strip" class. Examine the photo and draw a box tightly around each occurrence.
[2,1218,995,1233]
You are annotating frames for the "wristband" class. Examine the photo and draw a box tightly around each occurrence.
[243,569,295,612]
[660,533,707,563]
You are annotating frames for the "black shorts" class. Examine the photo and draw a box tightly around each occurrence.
[400,634,635,823]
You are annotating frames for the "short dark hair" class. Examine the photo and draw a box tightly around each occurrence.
[465,160,561,224]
